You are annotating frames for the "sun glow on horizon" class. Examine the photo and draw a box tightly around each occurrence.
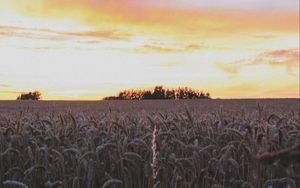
[0,0,299,100]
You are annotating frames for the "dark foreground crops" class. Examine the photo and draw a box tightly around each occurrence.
[0,99,299,188]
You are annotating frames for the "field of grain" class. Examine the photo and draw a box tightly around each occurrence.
[0,99,299,188]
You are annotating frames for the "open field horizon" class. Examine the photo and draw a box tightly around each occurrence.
[0,99,299,113]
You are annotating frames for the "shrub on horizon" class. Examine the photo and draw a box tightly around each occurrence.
[17,91,42,100]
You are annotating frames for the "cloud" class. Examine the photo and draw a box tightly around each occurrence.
[0,25,131,41]
[252,34,274,39]
[3,0,299,12]
[0,91,20,94]
[164,0,299,11]
[185,44,207,50]
[263,84,299,98]
[9,0,298,39]
[0,25,69,41]
[0,84,9,88]
[217,81,299,98]
[218,49,300,75]
[0,85,21,94]
[253,49,300,71]
[216,61,241,75]
[62,30,131,40]
[110,43,207,54]
[140,45,179,53]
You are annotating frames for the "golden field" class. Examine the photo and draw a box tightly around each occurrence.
[0,99,299,188]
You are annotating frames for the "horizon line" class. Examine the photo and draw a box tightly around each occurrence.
[0,97,299,102]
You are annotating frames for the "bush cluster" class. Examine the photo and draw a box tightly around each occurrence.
[103,86,210,100]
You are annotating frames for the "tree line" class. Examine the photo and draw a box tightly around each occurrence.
[16,86,211,100]
[103,86,211,100]
[17,91,42,100]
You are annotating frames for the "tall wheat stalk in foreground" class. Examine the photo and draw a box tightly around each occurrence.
[151,119,159,188]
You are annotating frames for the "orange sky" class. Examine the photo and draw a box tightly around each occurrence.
[0,0,299,100]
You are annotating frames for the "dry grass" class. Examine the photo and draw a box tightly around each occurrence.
[0,99,299,188]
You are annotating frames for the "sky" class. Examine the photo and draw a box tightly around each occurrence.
[0,0,299,100]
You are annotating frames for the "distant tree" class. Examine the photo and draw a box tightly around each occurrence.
[177,88,185,99]
[142,91,153,99]
[206,92,211,98]
[103,96,118,100]
[165,89,175,99]
[152,86,165,99]
[17,91,42,100]
[118,91,126,100]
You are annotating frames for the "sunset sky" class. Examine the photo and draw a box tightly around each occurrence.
[0,0,299,100]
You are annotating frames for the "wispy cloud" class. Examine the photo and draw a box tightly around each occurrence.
[0,25,69,41]
[0,91,20,94]
[253,49,299,67]
[185,44,207,50]
[164,0,299,11]
[140,45,179,53]
[62,30,131,41]
[218,48,300,75]
[0,25,131,42]
[263,84,299,97]
[110,43,207,53]
[0,84,24,94]
[216,61,241,75]
[0,84,9,88]
[252,34,274,39]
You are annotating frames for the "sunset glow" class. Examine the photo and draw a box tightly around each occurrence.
[0,0,299,100]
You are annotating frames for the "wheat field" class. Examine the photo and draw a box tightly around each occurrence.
[0,99,299,188]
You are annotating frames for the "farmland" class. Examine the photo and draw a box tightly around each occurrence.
[0,99,299,188]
